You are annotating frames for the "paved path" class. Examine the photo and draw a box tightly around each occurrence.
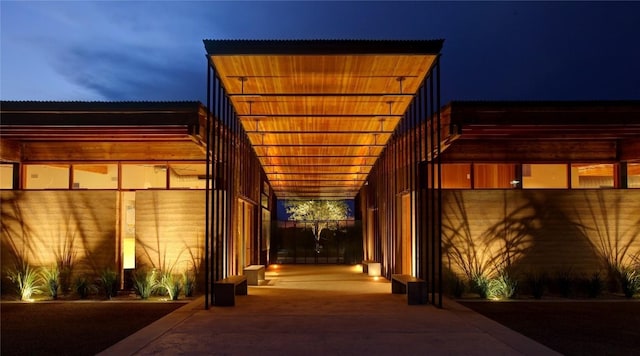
[99,264,560,356]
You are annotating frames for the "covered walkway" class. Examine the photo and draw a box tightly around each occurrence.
[100,265,558,355]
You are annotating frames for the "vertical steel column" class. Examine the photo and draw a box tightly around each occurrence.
[222,88,235,277]
[429,71,436,305]
[214,72,223,299]
[435,57,443,308]
[414,85,422,280]
[205,58,211,310]
[410,93,417,277]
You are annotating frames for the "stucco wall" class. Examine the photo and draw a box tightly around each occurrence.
[1,191,118,278]
[442,189,640,279]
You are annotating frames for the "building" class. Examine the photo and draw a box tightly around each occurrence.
[2,40,639,306]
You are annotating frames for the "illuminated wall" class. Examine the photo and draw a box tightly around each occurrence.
[134,190,205,276]
[442,189,640,279]
[1,191,117,277]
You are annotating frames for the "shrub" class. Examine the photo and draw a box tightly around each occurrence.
[526,271,547,299]
[620,268,640,298]
[160,272,181,301]
[471,273,490,299]
[99,268,119,299]
[74,276,96,299]
[586,271,603,298]
[133,269,159,300]
[555,268,573,298]
[40,265,60,300]
[182,271,195,297]
[488,270,518,300]
[7,263,42,300]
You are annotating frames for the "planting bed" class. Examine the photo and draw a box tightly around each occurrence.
[1,300,186,356]
[459,300,640,356]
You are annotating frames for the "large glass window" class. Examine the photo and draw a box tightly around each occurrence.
[522,164,568,188]
[629,163,640,188]
[121,164,167,189]
[571,164,614,189]
[440,164,471,188]
[168,163,206,189]
[0,164,14,189]
[474,163,516,188]
[24,164,70,189]
[72,164,118,189]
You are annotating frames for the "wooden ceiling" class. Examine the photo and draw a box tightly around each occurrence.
[209,43,440,199]
[0,102,208,162]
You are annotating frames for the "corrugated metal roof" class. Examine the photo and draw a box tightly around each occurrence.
[445,100,640,109]
[203,39,444,55]
[0,100,203,112]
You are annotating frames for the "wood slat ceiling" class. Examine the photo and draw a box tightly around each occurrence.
[211,53,437,199]
[0,102,208,162]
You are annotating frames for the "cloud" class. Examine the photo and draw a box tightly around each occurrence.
[53,42,204,101]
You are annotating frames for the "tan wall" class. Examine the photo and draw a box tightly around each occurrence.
[442,189,640,279]
[135,190,205,275]
[1,191,118,277]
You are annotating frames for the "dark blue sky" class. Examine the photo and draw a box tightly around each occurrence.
[1,1,639,103]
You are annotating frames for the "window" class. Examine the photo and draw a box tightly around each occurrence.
[0,164,14,189]
[24,164,70,189]
[474,163,516,188]
[522,164,568,188]
[168,163,206,189]
[121,164,167,189]
[440,164,471,188]
[629,163,640,188]
[72,164,118,189]
[571,164,614,189]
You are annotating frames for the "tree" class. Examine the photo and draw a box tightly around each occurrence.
[284,200,351,253]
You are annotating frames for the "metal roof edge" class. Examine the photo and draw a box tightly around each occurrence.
[0,100,205,112]
[203,39,444,55]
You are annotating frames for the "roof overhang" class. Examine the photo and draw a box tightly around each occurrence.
[440,101,640,163]
[204,39,443,199]
[0,101,208,162]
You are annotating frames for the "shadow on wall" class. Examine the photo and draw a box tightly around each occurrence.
[442,190,640,282]
[1,191,118,294]
[442,190,537,281]
[572,191,640,288]
[134,191,204,288]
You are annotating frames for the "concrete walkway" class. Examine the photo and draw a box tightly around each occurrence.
[99,264,560,356]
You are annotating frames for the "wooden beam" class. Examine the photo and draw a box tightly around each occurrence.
[0,139,21,162]
[441,140,618,162]
[22,141,206,161]
[619,139,640,161]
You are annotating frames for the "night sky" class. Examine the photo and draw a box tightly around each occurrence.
[1,1,639,104]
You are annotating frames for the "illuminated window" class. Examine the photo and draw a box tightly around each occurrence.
[0,164,14,189]
[629,163,640,188]
[522,164,568,189]
[121,164,167,189]
[168,163,206,189]
[24,164,70,189]
[474,164,516,188]
[571,164,614,189]
[441,164,471,188]
[72,164,118,189]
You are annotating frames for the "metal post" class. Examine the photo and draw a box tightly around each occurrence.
[205,58,211,310]
[435,57,443,308]
[429,71,436,305]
